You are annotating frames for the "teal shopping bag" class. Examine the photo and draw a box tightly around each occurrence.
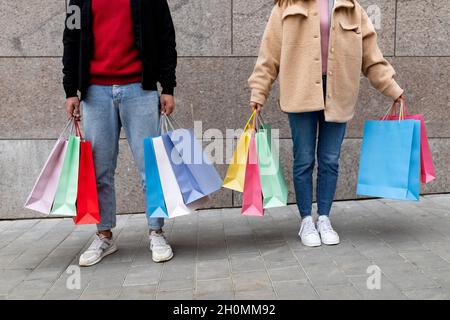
[50,135,80,216]
[357,119,421,201]
[256,123,288,208]
[144,137,169,218]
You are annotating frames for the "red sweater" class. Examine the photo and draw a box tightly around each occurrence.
[90,0,142,85]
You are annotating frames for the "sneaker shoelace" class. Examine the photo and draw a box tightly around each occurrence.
[151,234,168,247]
[88,235,108,252]
[302,220,318,236]
[318,219,334,233]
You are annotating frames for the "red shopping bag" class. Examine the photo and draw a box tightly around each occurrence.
[383,100,436,184]
[241,133,264,216]
[74,121,100,224]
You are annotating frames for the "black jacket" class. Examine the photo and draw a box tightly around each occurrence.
[62,0,177,100]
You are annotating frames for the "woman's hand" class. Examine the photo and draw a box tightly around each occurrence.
[249,101,262,112]
[394,94,405,104]
[66,97,80,120]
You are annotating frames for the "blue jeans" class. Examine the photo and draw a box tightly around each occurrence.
[288,76,346,218]
[82,83,164,231]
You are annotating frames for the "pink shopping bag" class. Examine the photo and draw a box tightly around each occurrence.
[24,120,72,214]
[384,100,435,184]
[241,134,264,216]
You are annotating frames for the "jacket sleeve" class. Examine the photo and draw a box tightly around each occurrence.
[361,8,403,100]
[155,0,177,95]
[62,0,81,98]
[248,6,283,106]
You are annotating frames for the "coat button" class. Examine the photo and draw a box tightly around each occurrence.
[330,47,335,53]
[329,71,333,76]
[316,80,321,84]
[314,35,319,38]
[327,94,332,99]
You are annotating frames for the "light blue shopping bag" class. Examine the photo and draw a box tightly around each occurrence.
[144,138,169,218]
[168,128,222,198]
[161,133,205,204]
[357,119,421,201]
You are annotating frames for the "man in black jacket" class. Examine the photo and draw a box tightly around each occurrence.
[63,0,177,266]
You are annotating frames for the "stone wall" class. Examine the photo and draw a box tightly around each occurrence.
[1,0,449,219]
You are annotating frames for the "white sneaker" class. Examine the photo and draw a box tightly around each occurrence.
[79,233,118,267]
[298,216,321,247]
[316,215,340,245]
[149,230,173,263]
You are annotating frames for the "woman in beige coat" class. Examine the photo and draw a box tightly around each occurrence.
[249,0,404,246]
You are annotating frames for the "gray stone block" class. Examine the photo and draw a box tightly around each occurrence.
[396,0,450,56]
[119,285,157,300]
[197,259,231,280]
[0,1,65,56]
[315,284,362,300]
[267,266,308,283]
[233,0,273,56]
[273,281,319,300]
[156,289,194,300]
[230,252,265,273]
[169,0,232,56]
[232,270,272,292]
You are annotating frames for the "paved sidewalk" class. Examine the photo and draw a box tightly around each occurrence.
[1,195,450,300]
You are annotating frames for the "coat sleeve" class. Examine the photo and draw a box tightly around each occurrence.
[62,0,81,98]
[248,6,283,106]
[155,0,177,95]
[361,8,403,100]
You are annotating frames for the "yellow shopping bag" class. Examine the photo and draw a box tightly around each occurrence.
[223,110,257,192]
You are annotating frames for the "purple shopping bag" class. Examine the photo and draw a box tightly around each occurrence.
[24,121,72,214]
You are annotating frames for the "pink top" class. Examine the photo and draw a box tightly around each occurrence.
[319,0,330,75]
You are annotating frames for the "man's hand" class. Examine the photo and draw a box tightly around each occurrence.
[66,97,80,120]
[249,101,262,112]
[160,94,175,115]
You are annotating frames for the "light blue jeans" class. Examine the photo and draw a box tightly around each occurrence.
[82,83,164,231]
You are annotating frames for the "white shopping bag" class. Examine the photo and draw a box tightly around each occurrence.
[153,136,193,218]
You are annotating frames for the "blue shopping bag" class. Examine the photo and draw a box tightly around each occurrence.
[161,133,205,204]
[144,138,169,218]
[357,119,421,201]
[168,128,222,198]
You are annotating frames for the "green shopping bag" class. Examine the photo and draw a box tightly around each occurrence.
[50,134,80,216]
[256,116,288,209]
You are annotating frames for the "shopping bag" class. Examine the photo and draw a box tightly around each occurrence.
[51,134,81,216]
[153,136,193,218]
[74,121,100,224]
[144,137,169,218]
[24,120,71,214]
[256,117,288,209]
[242,133,264,216]
[357,117,421,201]
[223,110,257,192]
[383,101,435,184]
[167,125,222,200]
[161,132,204,204]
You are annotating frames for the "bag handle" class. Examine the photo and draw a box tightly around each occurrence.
[159,114,180,134]
[74,119,83,140]
[244,109,257,131]
[382,96,406,121]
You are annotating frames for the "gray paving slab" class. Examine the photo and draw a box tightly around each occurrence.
[1,195,450,299]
